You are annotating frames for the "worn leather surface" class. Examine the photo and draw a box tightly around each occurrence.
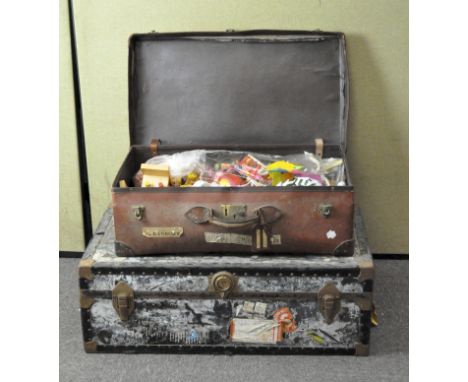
[112,188,354,256]
[129,31,348,149]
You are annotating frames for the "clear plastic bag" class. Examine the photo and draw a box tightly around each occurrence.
[133,149,346,188]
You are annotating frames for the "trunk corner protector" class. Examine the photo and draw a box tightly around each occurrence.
[357,259,374,282]
[354,343,369,356]
[84,341,98,353]
[79,258,95,280]
[352,293,373,311]
[80,291,95,309]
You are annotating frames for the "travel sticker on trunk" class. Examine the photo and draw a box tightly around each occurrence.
[230,318,281,344]
[230,306,297,344]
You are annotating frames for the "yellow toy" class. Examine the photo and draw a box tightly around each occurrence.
[180,172,200,187]
[266,161,299,173]
[141,163,170,187]
[266,161,302,186]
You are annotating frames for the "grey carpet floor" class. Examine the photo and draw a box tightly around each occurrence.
[60,259,408,382]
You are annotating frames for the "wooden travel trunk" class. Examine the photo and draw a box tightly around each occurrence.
[112,30,354,256]
[79,208,373,355]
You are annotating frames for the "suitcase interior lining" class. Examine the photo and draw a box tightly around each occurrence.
[128,33,348,150]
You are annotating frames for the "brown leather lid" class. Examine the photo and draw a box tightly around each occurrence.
[128,30,349,150]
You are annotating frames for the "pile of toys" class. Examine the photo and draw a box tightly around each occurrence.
[132,150,345,188]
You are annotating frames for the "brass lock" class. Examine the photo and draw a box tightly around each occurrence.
[221,204,247,220]
[318,283,341,324]
[132,205,145,220]
[209,271,238,298]
[112,281,135,321]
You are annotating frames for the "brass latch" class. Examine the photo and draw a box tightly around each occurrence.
[209,271,238,298]
[318,283,341,324]
[221,204,247,220]
[319,203,333,217]
[132,205,145,220]
[112,281,135,321]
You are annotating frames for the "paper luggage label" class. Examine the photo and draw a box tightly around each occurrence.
[204,232,252,246]
[230,306,297,344]
[230,318,281,344]
[242,301,267,316]
[204,232,282,246]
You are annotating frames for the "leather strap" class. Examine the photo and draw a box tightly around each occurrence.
[315,138,324,158]
[150,139,159,155]
[185,205,282,228]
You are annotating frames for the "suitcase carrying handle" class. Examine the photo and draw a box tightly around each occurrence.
[185,205,282,228]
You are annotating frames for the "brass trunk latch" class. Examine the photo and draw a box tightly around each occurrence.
[209,271,238,298]
[318,283,341,324]
[112,281,135,321]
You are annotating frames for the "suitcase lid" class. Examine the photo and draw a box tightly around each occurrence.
[129,30,349,151]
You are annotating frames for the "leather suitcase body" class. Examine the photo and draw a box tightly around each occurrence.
[112,31,354,256]
[80,208,373,355]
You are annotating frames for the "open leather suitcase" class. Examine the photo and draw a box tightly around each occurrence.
[79,208,373,355]
[112,30,355,256]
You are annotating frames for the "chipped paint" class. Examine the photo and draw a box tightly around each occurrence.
[88,298,361,348]
[88,274,363,294]
[80,209,373,352]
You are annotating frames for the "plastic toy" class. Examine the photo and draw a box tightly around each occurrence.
[214,172,246,186]
[141,163,170,187]
[266,160,302,185]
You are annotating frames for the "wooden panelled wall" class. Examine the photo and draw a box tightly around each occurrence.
[59,0,408,254]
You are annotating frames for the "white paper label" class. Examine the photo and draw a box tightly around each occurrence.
[230,318,281,344]
[205,232,252,246]
[326,230,337,239]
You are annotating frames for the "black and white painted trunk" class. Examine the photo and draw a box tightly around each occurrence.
[80,209,373,355]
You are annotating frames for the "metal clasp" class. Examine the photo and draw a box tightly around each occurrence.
[221,204,247,220]
[209,271,238,298]
[319,203,333,217]
[318,283,341,324]
[112,281,135,321]
[132,205,145,220]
